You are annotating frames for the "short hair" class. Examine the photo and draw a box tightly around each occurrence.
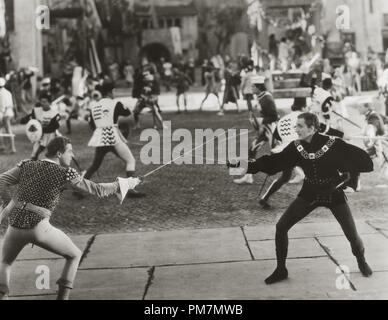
[322,78,333,90]
[297,112,320,130]
[46,137,71,158]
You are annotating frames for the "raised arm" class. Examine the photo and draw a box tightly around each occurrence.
[336,139,373,173]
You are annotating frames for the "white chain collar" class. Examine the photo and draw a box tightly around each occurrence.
[294,138,336,160]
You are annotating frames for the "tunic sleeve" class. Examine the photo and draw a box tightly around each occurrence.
[335,139,373,173]
[247,142,299,175]
[114,102,131,123]
[65,168,119,198]
[43,114,61,133]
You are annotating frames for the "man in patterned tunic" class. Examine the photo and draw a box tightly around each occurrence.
[0,137,141,300]
[228,113,373,284]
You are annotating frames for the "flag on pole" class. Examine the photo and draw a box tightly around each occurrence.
[85,0,102,30]
[246,0,262,32]
[170,27,182,55]
[149,0,159,29]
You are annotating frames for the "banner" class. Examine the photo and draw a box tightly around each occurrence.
[170,27,182,55]
[0,0,6,38]
[149,0,159,28]
[89,39,102,77]
[246,0,262,32]
[85,0,102,30]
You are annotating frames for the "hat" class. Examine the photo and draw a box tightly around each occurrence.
[251,75,266,85]
[0,77,6,87]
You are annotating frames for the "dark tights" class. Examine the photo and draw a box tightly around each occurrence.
[275,197,365,269]
[262,169,293,202]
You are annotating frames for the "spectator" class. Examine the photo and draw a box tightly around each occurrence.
[278,38,289,72]
[123,59,134,89]
[20,68,35,105]
[162,59,173,91]
[186,58,196,85]
[269,34,279,59]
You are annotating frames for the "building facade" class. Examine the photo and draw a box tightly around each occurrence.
[5,0,388,77]
[1,0,43,74]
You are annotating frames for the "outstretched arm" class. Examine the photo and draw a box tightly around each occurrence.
[66,168,141,200]
[66,169,119,198]
[229,142,299,176]
[247,142,298,175]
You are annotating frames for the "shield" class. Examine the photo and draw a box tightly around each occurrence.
[26,119,43,143]
[277,112,299,143]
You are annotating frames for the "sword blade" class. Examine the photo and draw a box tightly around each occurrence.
[332,111,362,129]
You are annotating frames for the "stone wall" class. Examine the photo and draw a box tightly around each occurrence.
[321,0,384,57]
[9,0,43,72]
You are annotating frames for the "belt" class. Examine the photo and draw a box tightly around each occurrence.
[12,199,52,219]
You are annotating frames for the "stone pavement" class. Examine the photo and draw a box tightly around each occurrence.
[2,219,388,300]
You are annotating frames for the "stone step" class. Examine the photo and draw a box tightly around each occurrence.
[273,87,311,99]
[273,79,301,89]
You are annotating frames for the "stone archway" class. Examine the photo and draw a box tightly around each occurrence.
[139,42,172,63]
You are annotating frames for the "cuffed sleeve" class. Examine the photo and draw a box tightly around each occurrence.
[66,167,119,198]
[71,178,119,198]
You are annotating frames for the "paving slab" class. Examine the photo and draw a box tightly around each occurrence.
[145,258,345,300]
[317,234,388,272]
[346,271,388,299]
[71,268,149,300]
[8,259,64,297]
[367,220,388,238]
[11,294,56,300]
[244,221,377,241]
[249,238,327,260]
[80,228,251,269]
[0,235,92,261]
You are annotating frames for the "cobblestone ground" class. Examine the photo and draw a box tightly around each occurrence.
[1,110,388,235]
